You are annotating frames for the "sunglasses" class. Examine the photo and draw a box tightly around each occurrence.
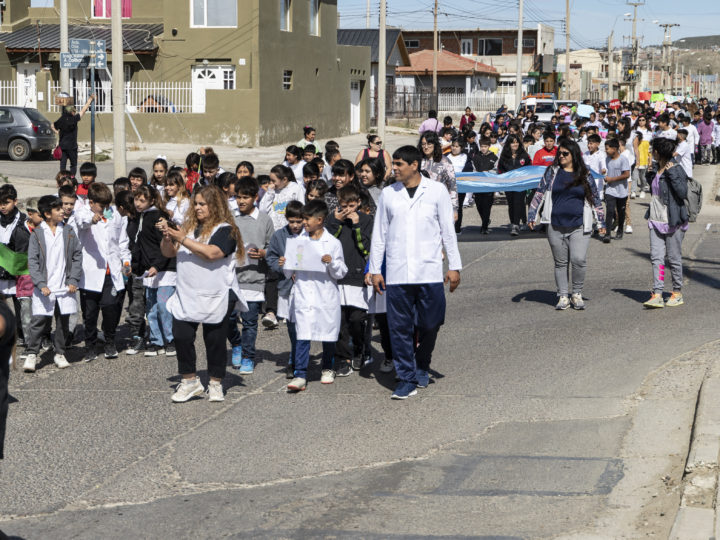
[558,151,571,157]
[372,140,382,145]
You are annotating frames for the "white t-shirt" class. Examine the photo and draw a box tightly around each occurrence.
[654,128,677,141]
[604,154,630,198]
[674,140,693,179]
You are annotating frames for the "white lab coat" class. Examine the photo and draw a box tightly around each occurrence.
[31,222,77,316]
[285,229,347,341]
[75,205,130,293]
[166,224,247,324]
[369,177,461,285]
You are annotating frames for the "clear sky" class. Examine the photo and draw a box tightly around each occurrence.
[338,0,720,49]
[29,0,720,48]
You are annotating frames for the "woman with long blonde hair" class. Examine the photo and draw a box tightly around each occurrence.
[164,169,190,225]
[158,185,246,403]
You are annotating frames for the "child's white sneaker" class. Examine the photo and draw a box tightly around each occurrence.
[206,380,225,402]
[23,353,37,372]
[172,377,204,403]
[321,370,335,384]
[53,354,70,369]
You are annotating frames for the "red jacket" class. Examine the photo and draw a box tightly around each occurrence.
[532,147,557,166]
[459,113,477,130]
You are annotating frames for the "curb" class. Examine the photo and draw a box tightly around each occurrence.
[669,361,720,540]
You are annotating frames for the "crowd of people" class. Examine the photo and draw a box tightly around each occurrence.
[1,96,717,407]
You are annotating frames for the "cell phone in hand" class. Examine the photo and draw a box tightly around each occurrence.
[166,220,179,230]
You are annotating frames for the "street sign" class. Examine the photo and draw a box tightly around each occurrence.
[60,53,91,69]
[69,39,105,54]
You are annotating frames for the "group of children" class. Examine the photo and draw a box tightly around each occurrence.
[4,140,394,394]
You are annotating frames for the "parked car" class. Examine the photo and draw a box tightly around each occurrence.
[0,107,56,161]
[516,94,558,123]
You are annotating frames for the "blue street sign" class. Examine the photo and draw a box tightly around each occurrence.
[69,39,105,54]
[60,53,91,69]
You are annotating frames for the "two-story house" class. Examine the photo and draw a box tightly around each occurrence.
[0,0,370,146]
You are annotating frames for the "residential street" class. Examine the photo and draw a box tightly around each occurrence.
[2,155,719,538]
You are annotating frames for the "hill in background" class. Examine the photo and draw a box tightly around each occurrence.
[673,35,720,49]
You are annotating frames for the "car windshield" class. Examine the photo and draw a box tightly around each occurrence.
[23,108,49,124]
[533,103,555,113]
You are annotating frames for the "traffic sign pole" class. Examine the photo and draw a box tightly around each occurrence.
[90,40,96,163]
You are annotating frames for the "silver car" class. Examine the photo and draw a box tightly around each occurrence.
[0,106,56,161]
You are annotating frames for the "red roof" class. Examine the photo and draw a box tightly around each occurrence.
[396,49,499,76]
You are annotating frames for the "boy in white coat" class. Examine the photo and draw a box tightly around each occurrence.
[75,183,131,361]
[286,200,347,392]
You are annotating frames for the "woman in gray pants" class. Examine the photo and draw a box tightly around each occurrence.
[528,138,606,310]
[642,137,689,309]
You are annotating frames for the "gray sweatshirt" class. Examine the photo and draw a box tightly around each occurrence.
[28,224,83,290]
[234,209,275,292]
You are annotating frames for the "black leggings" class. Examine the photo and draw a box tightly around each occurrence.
[505,191,526,225]
[174,314,229,380]
[80,275,122,346]
[60,147,78,177]
[605,195,627,234]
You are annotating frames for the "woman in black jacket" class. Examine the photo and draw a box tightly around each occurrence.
[497,133,531,236]
[51,94,95,178]
[643,137,689,309]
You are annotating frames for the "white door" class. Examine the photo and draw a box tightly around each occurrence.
[16,63,41,108]
[192,66,227,113]
[350,81,361,134]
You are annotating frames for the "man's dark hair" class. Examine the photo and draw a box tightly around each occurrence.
[604,138,620,150]
[88,182,113,206]
[235,176,259,198]
[37,195,62,220]
[478,137,492,146]
[587,134,602,144]
[523,134,535,144]
[392,145,423,168]
[285,200,304,220]
[79,161,97,177]
[325,140,340,152]
[0,184,18,203]
[428,110,438,119]
[113,177,131,192]
[235,161,255,175]
[338,184,361,203]
[657,113,670,125]
[202,152,220,171]
[285,145,302,160]
[58,185,77,199]
[543,131,556,142]
[128,167,148,184]
[185,152,201,170]
[115,190,136,217]
[677,128,688,137]
[302,199,329,219]
[325,148,340,163]
[302,162,320,178]
[303,145,317,156]
[443,116,453,126]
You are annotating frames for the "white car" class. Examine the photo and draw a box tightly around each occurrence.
[517,99,557,123]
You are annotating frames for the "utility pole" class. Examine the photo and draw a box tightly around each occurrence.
[366,0,371,29]
[607,31,614,100]
[515,0,524,108]
[378,0,386,143]
[627,1,643,101]
[565,0,570,99]
[658,23,679,94]
[59,0,69,93]
[111,0,126,177]
[432,0,439,111]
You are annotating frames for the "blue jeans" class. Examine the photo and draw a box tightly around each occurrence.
[237,301,262,360]
[386,283,445,384]
[294,340,335,379]
[146,286,175,346]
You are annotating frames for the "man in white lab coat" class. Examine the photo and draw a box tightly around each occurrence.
[369,146,462,400]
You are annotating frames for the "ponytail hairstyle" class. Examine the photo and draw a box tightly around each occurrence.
[270,164,296,184]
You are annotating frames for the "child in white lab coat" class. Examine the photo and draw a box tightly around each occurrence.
[23,195,83,372]
[286,199,347,392]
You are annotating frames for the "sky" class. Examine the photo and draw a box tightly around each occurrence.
[29,0,720,48]
[337,0,720,49]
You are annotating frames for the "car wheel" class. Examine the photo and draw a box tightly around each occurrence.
[8,139,31,161]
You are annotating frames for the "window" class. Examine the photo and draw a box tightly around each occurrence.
[192,0,237,28]
[478,38,503,56]
[404,40,419,48]
[461,38,473,56]
[93,0,132,18]
[282,70,293,90]
[0,109,13,124]
[223,67,236,90]
[513,38,536,48]
[280,0,291,31]
[309,0,319,36]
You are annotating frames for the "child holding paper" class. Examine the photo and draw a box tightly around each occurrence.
[285,200,347,392]
[229,176,274,374]
[23,195,83,372]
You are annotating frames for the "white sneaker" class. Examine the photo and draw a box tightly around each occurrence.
[379,358,394,373]
[261,311,279,329]
[53,354,70,369]
[555,295,570,310]
[171,377,205,403]
[206,380,225,402]
[625,225,633,234]
[321,369,335,384]
[23,353,37,372]
[630,192,636,199]
[570,293,585,310]
[639,191,646,199]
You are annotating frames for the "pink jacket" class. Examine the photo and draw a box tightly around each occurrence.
[697,120,714,146]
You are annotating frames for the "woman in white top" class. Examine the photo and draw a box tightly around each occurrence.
[164,170,190,226]
[159,185,247,403]
[446,137,473,234]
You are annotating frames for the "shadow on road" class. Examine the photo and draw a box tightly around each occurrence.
[612,288,647,303]
[511,289,557,306]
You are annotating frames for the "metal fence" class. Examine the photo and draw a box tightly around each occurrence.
[438,91,507,112]
[0,82,18,106]
[47,81,199,114]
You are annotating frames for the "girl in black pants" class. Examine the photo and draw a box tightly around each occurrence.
[497,134,531,237]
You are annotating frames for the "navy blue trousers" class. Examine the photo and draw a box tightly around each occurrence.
[386,283,445,384]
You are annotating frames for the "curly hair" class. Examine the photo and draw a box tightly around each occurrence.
[182,185,244,260]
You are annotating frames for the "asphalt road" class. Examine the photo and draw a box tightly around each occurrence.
[1,161,720,539]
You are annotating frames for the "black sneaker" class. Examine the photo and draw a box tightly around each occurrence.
[165,342,176,357]
[615,232,623,240]
[351,356,363,371]
[144,345,161,357]
[104,343,119,359]
[126,336,144,355]
[336,362,353,377]
[602,235,611,244]
[83,349,98,363]
[285,363,294,379]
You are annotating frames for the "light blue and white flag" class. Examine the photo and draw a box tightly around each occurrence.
[456,166,604,194]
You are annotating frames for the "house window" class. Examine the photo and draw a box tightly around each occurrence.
[92,0,132,18]
[282,70,293,90]
[192,0,237,28]
[513,38,536,48]
[478,38,503,56]
[404,40,419,48]
[309,0,319,36]
[280,0,292,31]
[223,67,235,90]
[461,38,473,56]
